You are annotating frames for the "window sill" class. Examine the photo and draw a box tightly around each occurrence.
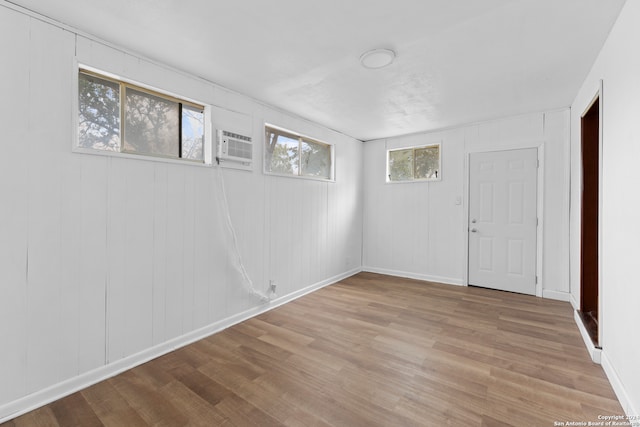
[385,178,442,184]
[72,146,213,167]
[264,171,335,183]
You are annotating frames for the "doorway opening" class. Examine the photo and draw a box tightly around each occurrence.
[579,95,600,348]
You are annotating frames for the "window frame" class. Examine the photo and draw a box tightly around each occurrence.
[386,142,442,183]
[263,123,335,182]
[74,64,212,166]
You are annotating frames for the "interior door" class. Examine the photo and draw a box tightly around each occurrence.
[468,148,538,295]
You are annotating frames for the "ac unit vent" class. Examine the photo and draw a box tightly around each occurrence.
[217,130,253,166]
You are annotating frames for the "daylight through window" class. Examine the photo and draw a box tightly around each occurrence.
[78,69,206,162]
[387,144,441,182]
[264,125,333,180]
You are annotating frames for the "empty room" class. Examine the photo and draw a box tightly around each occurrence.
[1,0,639,425]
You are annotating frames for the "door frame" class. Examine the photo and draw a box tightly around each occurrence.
[577,80,604,350]
[463,144,544,297]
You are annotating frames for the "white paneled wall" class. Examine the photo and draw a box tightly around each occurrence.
[363,110,570,296]
[0,6,30,406]
[0,5,363,421]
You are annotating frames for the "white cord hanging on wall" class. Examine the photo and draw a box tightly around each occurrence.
[216,166,274,303]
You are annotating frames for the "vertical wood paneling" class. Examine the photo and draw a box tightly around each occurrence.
[165,165,186,340]
[122,160,155,356]
[244,167,268,306]
[275,177,291,294]
[193,169,215,328]
[327,181,339,278]
[333,181,346,276]
[429,130,465,280]
[242,169,258,301]
[317,182,329,281]
[254,173,267,295]
[390,184,412,272]
[78,156,108,372]
[25,18,74,393]
[362,140,381,269]
[0,5,30,404]
[181,169,196,332]
[300,182,316,286]
[414,184,430,271]
[291,179,304,288]
[543,110,570,293]
[222,168,253,313]
[346,141,364,272]
[267,177,282,293]
[207,171,228,322]
[106,158,129,363]
[55,31,81,382]
[59,155,82,380]
[152,164,168,345]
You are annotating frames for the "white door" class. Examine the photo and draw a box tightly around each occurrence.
[468,148,538,295]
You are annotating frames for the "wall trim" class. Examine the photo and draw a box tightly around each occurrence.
[361,266,463,286]
[570,293,579,311]
[574,309,602,364]
[0,267,362,424]
[601,351,639,418]
[542,289,571,302]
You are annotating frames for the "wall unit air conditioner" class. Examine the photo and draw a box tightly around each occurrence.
[216,130,253,169]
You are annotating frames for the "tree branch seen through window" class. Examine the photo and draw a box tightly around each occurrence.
[264,125,332,180]
[78,70,205,162]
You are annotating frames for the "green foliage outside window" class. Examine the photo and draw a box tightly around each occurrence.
[78,70,205,162]
[265,125,333,180]
[387,144,440,182]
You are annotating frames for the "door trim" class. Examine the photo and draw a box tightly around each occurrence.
[577,80,604,350]
[463,144,544,297]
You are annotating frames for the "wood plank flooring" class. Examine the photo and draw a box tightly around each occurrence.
[3,272,624,426]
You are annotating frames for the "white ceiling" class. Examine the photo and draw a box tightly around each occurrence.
[11,0,626,141]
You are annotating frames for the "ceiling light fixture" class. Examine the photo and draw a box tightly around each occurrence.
[360,48,396,69]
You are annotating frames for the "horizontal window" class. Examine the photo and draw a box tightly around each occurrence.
[264,125,333,180]
[78,69,206,163]
[387,143,441,182]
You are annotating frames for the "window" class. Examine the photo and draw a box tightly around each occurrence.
[78,69,206,162]
[264,125,333,180]
[387,143,441,182]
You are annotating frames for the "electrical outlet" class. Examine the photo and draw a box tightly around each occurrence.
[269,280,277,294]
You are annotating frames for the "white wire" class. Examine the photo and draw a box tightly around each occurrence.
[216,165,272,303]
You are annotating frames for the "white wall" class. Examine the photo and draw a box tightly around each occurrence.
[570,0,640,417]
[363,110,570,298]
[0,4,363,421]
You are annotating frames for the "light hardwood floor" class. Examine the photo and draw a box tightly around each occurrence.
[3,272,624,426]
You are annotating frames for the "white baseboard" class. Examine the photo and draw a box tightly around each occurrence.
[573,309,601,364]
[601,352,639,419]
[542,289,571,302]
[0,267,361,424]
[570,293,579,311]
[361,266,464,286]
